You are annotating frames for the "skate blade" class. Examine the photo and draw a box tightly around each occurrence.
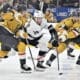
[21,70,32,73]
[44,64,51,68]
[67,56,75,60]
[35,68,45,72]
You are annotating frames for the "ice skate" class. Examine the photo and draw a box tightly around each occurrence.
[20,59,32,73]
[21,64,32,73]
[36,61,47,71]
[46,54,56,67]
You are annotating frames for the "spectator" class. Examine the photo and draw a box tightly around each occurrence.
[13,0,27,6]
[27,2,35,15]
[13,0,19,6]
[44,9,57,22]
[39,0,52,13]
[0,0,12,13]
[28,0,40,10]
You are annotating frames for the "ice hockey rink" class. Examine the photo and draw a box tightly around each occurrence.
[0,47,80,80]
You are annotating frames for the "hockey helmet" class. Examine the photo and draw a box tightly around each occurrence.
[64,19,73,28]
[73,22,80,28]
[1,12,14,20]
[33,10,44,18]
[17,5,27,12]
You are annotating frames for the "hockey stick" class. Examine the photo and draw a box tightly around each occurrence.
[26,40,36,70]
[23,18,36,70]
[56,47,63,75]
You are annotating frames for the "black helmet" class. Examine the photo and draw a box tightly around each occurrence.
[1,3,12,13]
[17,4,27,12]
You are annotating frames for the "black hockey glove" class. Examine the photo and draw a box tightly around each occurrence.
[52,40,59,47]
[48,25,58,41]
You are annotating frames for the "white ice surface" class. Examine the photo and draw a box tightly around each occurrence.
[0,47,80,80]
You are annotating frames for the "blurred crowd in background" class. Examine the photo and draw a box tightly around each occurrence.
[0,0,79,22]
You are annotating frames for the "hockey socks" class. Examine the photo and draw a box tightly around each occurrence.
[46,54,56,67]
[37,51,47,69]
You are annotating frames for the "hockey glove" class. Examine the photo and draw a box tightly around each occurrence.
[52,40,59,47]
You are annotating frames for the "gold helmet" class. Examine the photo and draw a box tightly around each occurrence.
[1,12,14,20]
[73,22,80,29]
[64,19,73,29]
[1,11,22,33]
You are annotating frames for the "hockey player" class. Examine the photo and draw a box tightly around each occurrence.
[0,10,32,72]
[42,12,80,67]
[25,10,59,69]
[46,17,76,67]
[55,17,76,57]
[54,16,80,65]
[65,20,80,65]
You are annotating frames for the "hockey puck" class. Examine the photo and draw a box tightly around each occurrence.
[59,73,63,75]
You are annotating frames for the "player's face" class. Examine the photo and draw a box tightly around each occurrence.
[35,17,43,25]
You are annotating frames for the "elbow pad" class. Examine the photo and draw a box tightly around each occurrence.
[48,25,58,40]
